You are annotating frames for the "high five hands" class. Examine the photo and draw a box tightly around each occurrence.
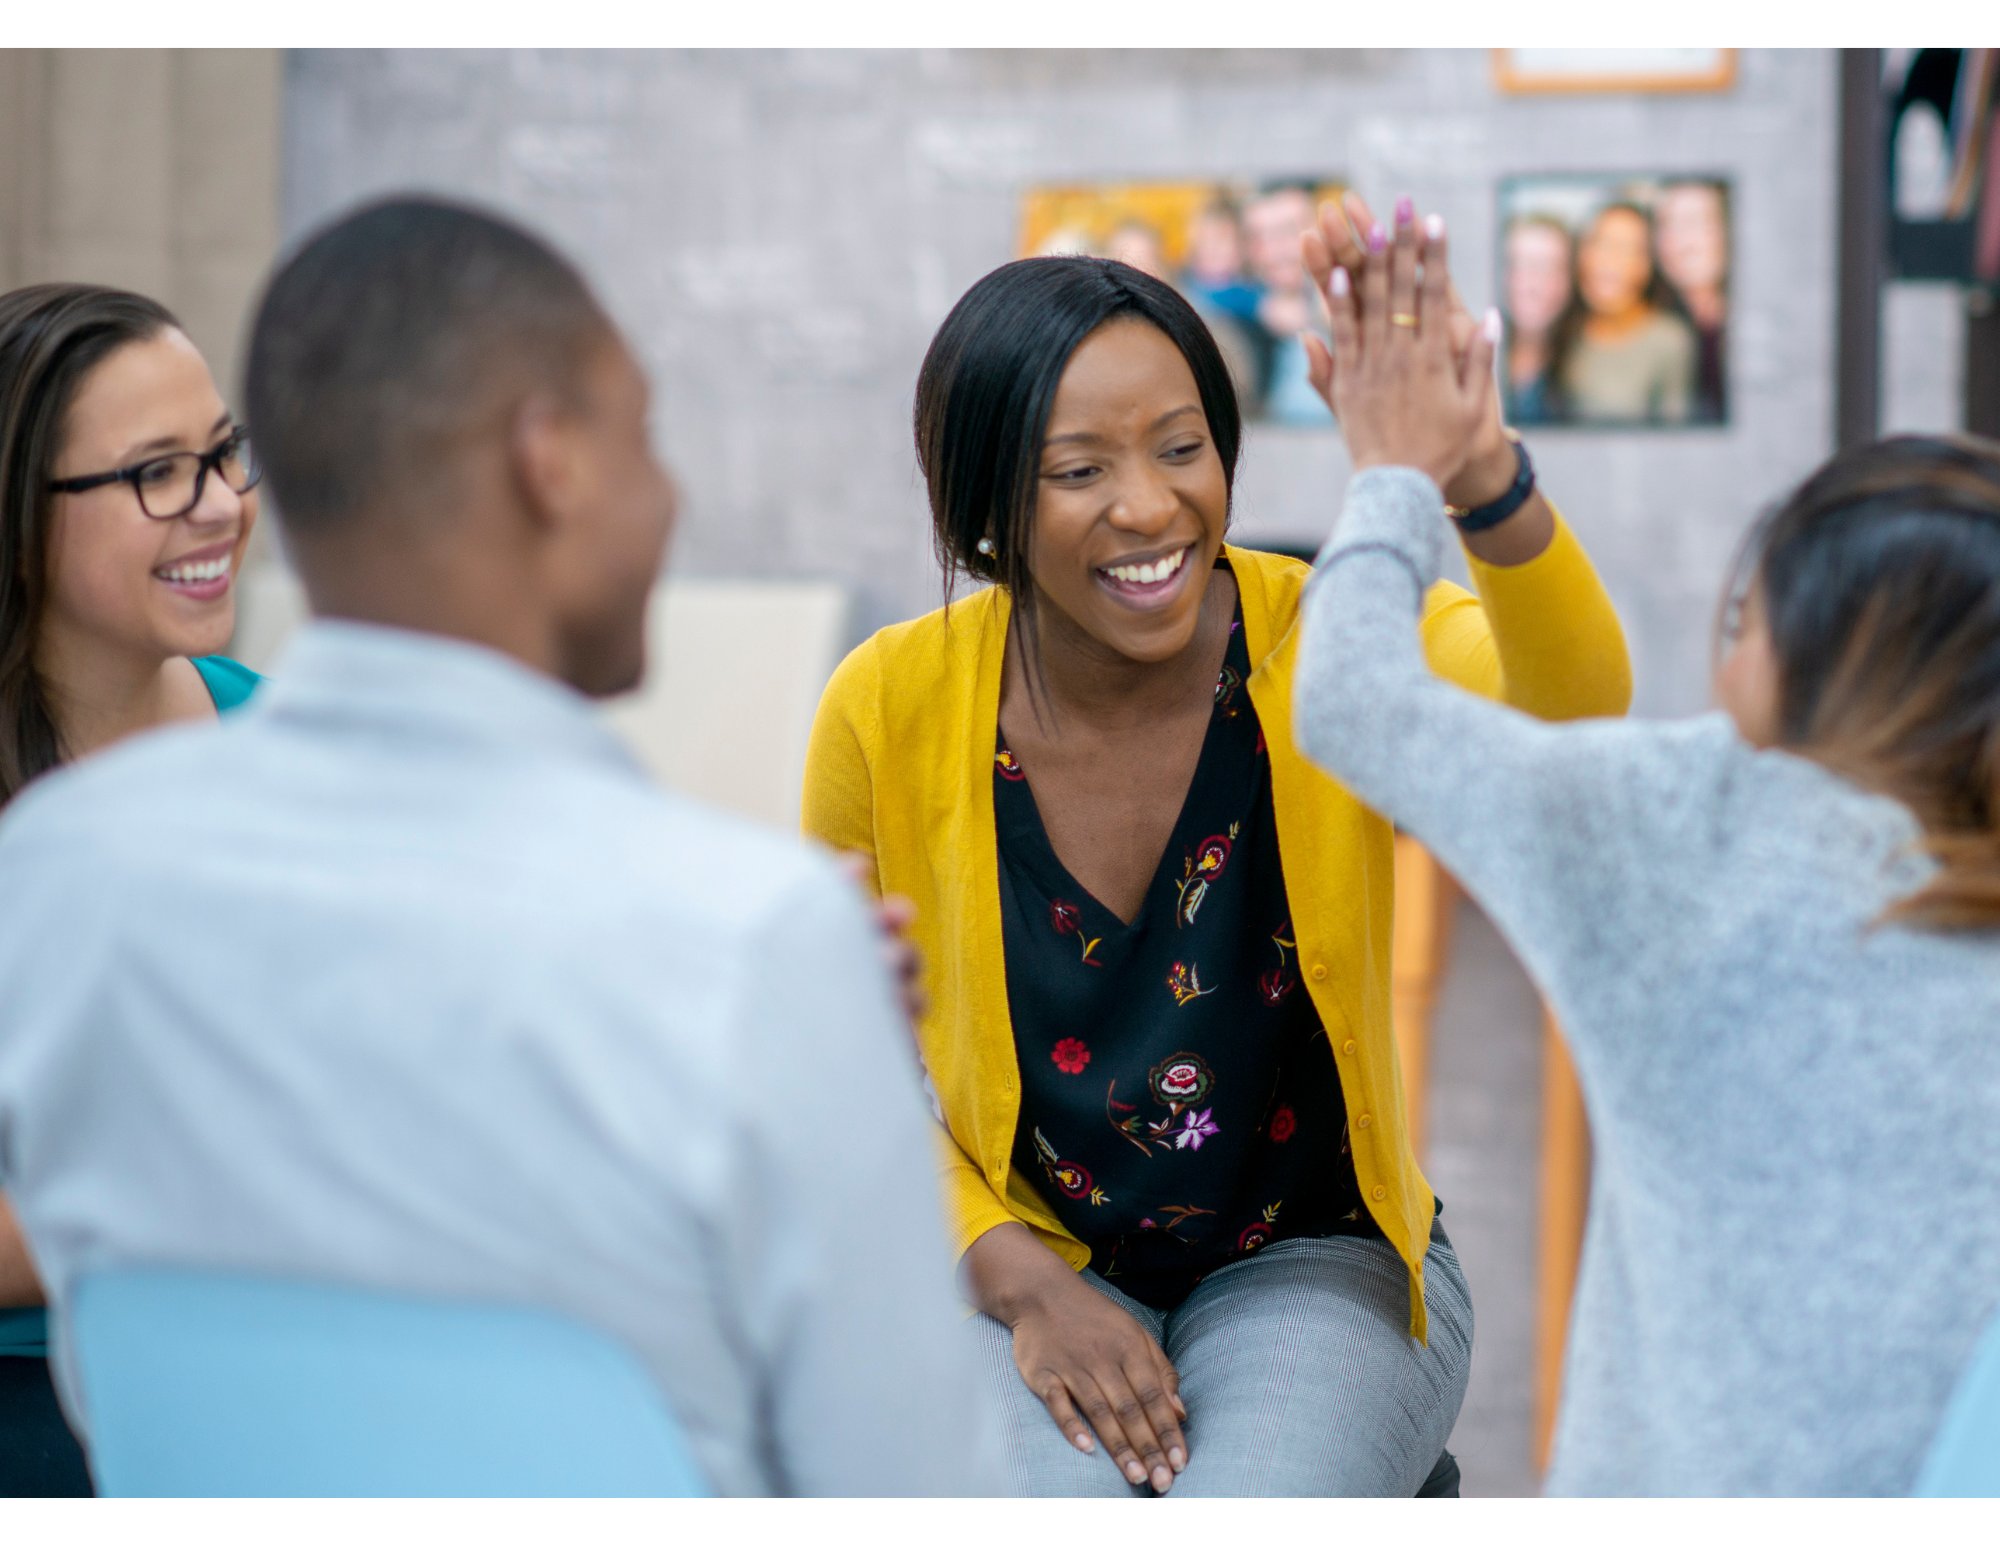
[1300,192,1496,491]
[1299,191,1556,565]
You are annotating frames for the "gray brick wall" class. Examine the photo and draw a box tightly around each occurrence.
[283,48,1840,717]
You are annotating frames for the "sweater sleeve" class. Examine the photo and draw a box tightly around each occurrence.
[1292,467,1708,1021]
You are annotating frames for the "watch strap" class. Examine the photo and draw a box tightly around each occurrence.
[1447,435,1535,533]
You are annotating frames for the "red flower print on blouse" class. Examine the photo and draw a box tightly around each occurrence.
[1033,1127,1108,1205]
[1050,900,1104,967]
[1174,824,1239,927]
[1051,1038,1091,1074]
[1149,1051,1214,1109]
[995,747,1027,781]
[1270,1105,1297,1143]
[1237,1200,1282,1254]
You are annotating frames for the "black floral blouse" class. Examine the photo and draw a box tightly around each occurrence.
[997,582,1379,1311]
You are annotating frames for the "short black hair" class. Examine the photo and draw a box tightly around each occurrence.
[914,256,1242,656]
[246,195,610,530]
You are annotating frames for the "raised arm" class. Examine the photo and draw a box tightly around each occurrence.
[1305,192,1631,723]
[1292,201,1707,1010]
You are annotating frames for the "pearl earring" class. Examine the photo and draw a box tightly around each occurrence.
[976,537,996,557]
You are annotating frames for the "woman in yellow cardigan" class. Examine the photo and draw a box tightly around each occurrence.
[803,197,1631,1497]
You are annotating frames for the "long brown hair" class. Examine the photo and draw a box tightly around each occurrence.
[0,284,178,807]
[1731,434,2000,929]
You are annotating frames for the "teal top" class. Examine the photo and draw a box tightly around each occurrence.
[0,653,262,1358]
[192,654,263,713]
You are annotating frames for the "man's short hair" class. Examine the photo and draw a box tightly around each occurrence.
[246,196,610,530]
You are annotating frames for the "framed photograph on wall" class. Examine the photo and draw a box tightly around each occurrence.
[1018,177,1347,427]
[1498,173,1732,428]
[1493,50,1737,96]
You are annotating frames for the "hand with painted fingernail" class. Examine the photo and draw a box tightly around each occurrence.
[1304,192,1481,417]
[1308,202,1496,490]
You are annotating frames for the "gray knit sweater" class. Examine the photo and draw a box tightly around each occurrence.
[1294,466,2000,1496]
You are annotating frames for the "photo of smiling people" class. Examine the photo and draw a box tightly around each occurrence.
[1019,177,1348,425]
[1497,174,1731,427]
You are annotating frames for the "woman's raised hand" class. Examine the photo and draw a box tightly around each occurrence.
[1308,199,1496,492]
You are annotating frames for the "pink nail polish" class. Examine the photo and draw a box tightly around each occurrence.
[1424,213,1445,241]
[1484,306,1504,345]
[1330,266,1350,297]
[1395,195,1414,225]
[1369,222,1387,253]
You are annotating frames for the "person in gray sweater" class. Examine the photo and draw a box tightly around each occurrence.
[1291,206,2000,1494]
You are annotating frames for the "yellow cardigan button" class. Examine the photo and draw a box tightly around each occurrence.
[1357,1112,1372,1128]
[1341,1039,1357,1056]
[1310,963,1328,981]
[1372,1185,1386,1201]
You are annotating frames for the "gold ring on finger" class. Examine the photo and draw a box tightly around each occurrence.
[1390,312,1419,328]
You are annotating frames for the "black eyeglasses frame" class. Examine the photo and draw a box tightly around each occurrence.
[47,426,262,520]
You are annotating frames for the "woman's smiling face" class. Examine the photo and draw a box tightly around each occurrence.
[1027,317,1228,665]
[42,328,257,668]
[1577,207,1656,317]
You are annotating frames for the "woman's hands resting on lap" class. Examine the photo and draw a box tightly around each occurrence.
[962,1221,1188,1493]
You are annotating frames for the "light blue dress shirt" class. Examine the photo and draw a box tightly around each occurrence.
[0,620,991,1496]
[1,652,261,1365]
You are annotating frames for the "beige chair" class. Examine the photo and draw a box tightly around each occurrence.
[229,561,852,832]
[598,579,850,830]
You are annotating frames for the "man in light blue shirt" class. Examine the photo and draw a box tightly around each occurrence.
[0,198,992,1496]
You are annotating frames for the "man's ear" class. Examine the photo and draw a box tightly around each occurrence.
[507,391,580,535]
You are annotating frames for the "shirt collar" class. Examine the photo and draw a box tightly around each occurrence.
[254,618,648,781]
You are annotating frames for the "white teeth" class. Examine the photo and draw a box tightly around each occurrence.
[158,557,229,585]
[1104,546,1188,585]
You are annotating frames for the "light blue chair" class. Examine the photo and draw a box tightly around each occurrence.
[1915,1310,2000,1496]
[68,1267,709,1497]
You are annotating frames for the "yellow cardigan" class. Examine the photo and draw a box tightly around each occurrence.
[801,516,1631,1340]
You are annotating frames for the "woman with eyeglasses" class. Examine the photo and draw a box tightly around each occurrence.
[0,283,262,1495]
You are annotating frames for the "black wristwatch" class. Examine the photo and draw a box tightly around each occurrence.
[1447,433,1535,533]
